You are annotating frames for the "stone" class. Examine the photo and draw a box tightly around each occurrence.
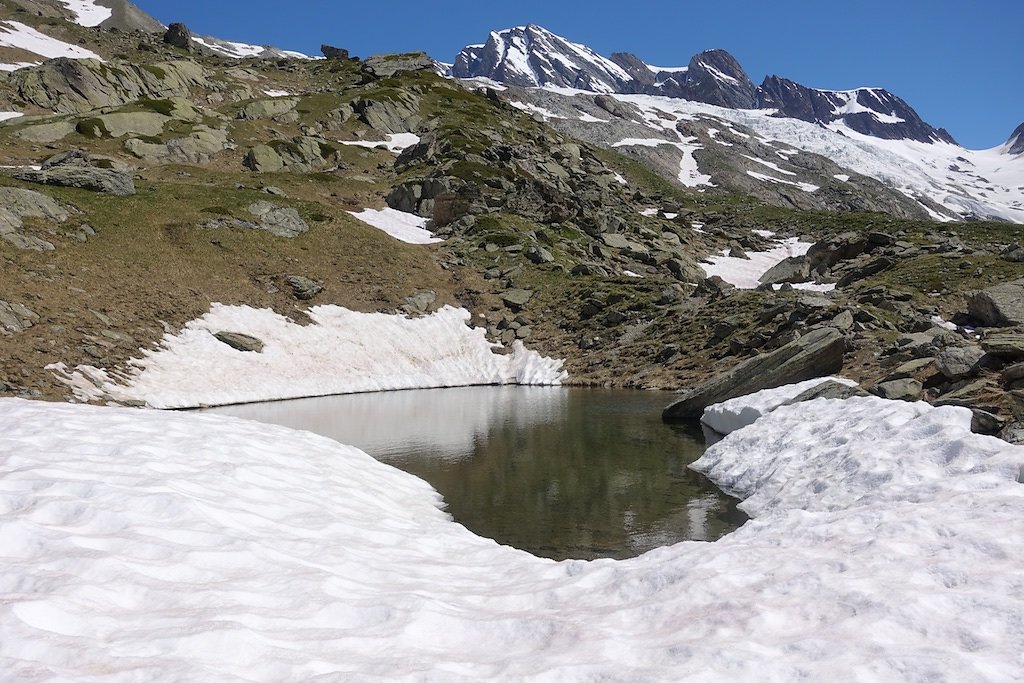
[321,45,351,60]
[827,310,855,332]
[525,246,554,264]
[0,187,70,251]
[163,23,193,50]
[244,145,285,173]
[980,332,1024,359]
[283,275,323,300]
[758,255,810,286]
[873,378,922,401]
[1002,362,1024,383]
[999,421,1024,445]
[91,111,168,138]
[404,290,436,314]
[884,357,936,381]
[0,301,39,333]
[783,380,870,405]
[125,127,230,164]
[361,52,435,80]
[237,98,300,121]
[213,331,264,353]
[15,152,135,196]
[663,327,847,420]
[969,409,1005,435]
[968,278,1024,326]
[247,202,309,238]
[806,232,868,273]
[501,289,533,309]
[934,345,987,380]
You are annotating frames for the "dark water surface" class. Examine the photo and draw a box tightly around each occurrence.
[204,387,747,560]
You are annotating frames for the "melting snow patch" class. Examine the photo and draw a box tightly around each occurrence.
[262,89,292,97]
[192,36,266,58]
[702,237,814,288]
[747,170,820,193]
[49,305,566,409]
[337,133,420,154]
[349,206,438,244]
[0,112,23,123]
[56,0,111,26]
[507,100,563,120]
[0,20,102,61]
[3,381,1023,679]
[772,282,836,293]
[833,173,851,182]
[612,137,712,187]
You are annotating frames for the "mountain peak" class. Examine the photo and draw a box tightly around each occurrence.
[757,76,955,144]
[451,25,630,92]
[1007,122,1024,155]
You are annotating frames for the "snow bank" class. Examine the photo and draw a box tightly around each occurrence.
[49,305,565,409]
[0,20,102,63]
[348,206,440,244]
[337,132,421,153]
[56,0,112,26]
[3,384,1024,680]
[701,236,814,288]
[701,376,858,435]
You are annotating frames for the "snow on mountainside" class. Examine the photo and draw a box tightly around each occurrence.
[454,25,952,147]
[757,76,955,145]
[0,19,102,70]
[452,24,631,93]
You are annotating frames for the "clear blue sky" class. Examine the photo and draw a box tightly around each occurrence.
[133,0,1023,150]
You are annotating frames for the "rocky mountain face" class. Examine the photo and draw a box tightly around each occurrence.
[1007,122,1024,155]
[453,25,953,145]
[757,77,955,144]
[451,25,632,92]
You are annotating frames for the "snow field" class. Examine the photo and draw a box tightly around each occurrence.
[700,236,814,288]
[56,0,112,27]
[336,132,421,154]
[348,205,440,244]
[0,20,102,68]
[49,304,566,409]
[3,381,1024,679]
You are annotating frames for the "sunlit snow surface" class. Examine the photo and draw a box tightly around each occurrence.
[337,132,421,154]
[55,0,112,26]
[3,385,1024,680]
[348,206,440,244]
[606,92,1024,223]
[49,305,565,409]
[701,236,819,289]
[0,20,102,69]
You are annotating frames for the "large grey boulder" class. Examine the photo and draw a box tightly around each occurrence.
[164,23,194,51]
[247,202,309,237]
[213,331,264,353]
[237,98,300,121]
[663,327,846,420]
[935,345,987,380]
[758,255,810,287]
[0,187,71,250]
[243,145,285,173]
[361,52,435,80]
[17,161,135,196]
[0,301,39,333]
[969,279,1024,327]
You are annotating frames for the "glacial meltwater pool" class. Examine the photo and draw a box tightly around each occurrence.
[204,387,747,560]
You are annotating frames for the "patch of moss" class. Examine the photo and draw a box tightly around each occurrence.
[75,118,110,139]
[137,98,176,116]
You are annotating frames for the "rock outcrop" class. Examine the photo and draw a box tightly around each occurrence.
[969,279,1024,327]
[663,327,847,420]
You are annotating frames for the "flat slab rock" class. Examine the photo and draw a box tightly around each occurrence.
[663,327,846,420]
[969,278,1024,327]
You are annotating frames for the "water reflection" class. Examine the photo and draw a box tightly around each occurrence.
[205,387,747,560]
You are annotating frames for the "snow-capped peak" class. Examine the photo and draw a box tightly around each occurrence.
[452,24,631,93]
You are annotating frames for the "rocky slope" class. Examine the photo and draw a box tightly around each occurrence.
[0,3,1023,444]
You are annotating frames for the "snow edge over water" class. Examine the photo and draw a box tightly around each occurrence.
[49,304,567,409]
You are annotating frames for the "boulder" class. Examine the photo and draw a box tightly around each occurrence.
[237,98,300,121]
[0,301,39,334]
[980,331,1024,359]
[782,380,870,405]
[662,327,846,420]
[15,151,135,196]
[360,52,435,80]
[934,345,987,380]
[968,278,1024,326]
[758,255,810,286]
[805,232,868,273]
[999,421,1024,445]
[321,45,351,60]
[283,275,323,300]
[244,145,284,173]
[125,127,230,164]
[873,378,922,401]
[0,186,70,251]
[501,289,533,308]
[247,202,309,238]
[213,331,264,353]
[352,94,421,134]
[89,111,168,138]
[163,23,193,50]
